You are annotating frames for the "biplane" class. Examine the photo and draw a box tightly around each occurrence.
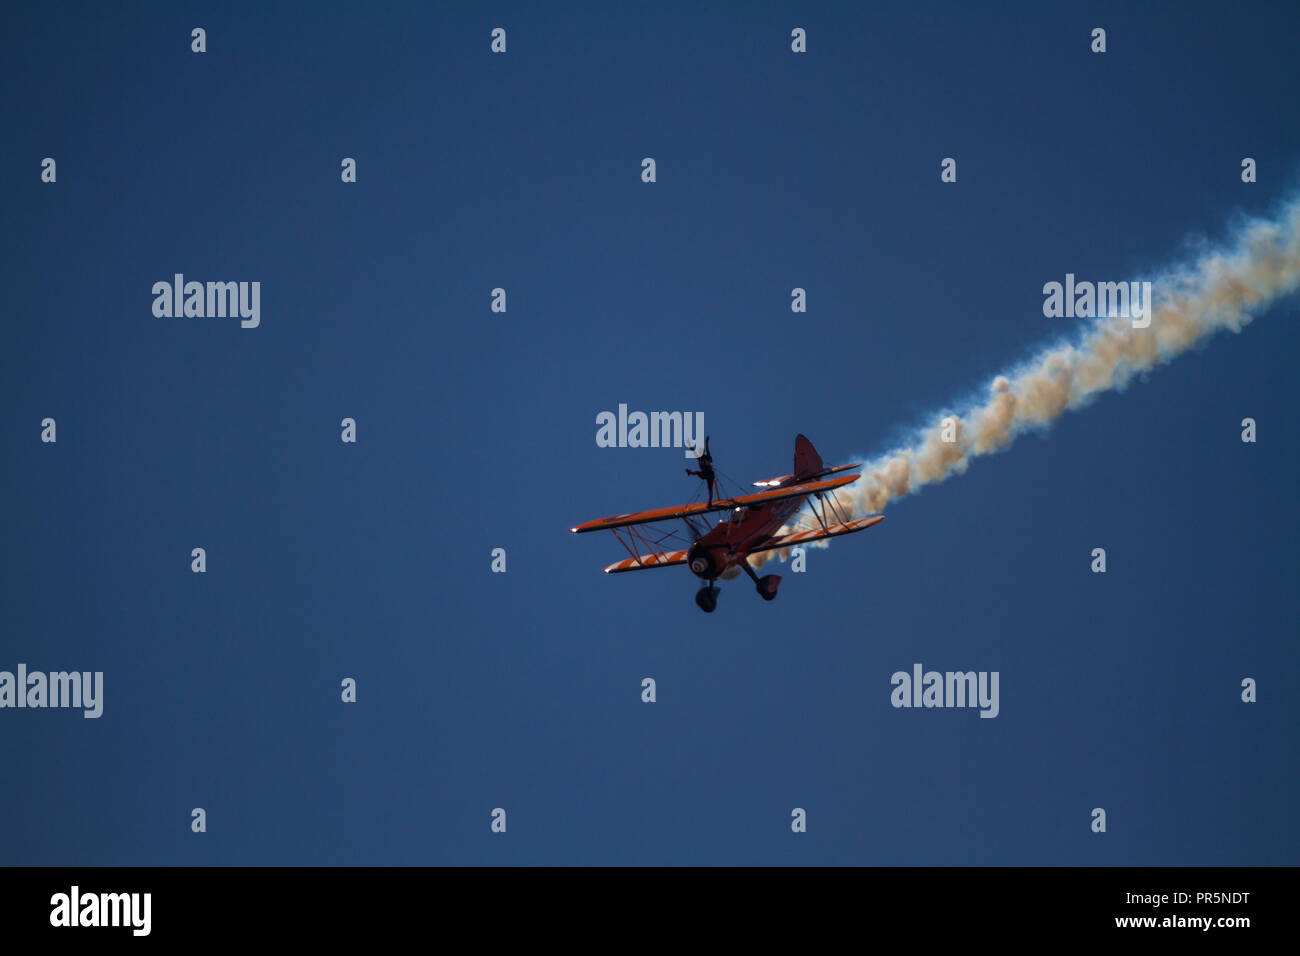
[570,434,884,612]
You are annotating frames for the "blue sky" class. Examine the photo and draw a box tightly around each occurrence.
[2,1,1297,865]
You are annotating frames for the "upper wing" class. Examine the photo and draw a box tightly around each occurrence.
[748,514,884,553]
[604,513,884,574]
[602,549,690,574]
[569,473,861,534]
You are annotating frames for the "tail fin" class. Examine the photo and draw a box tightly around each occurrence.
[793,434,823,479]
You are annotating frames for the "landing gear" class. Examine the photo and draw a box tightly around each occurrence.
[740,560,782,602]
[694,584,719,613]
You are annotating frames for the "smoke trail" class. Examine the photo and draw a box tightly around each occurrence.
[752,197,1300,568]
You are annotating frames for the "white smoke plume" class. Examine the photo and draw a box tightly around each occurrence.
[752,197,1300,568]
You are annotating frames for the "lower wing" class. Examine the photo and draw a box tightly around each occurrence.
[748,514,884,554]
[603,549,690,574]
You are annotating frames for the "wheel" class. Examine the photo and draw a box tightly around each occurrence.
[756,574,781,601]
[694,585,719,613]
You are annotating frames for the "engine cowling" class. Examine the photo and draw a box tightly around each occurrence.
[687,543,719,579]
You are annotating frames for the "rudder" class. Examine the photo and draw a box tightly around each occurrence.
[794,434,823,478]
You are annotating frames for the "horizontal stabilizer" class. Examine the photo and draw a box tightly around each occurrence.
[753,462,863,488]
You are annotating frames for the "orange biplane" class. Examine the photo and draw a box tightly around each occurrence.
[570,434,883,612]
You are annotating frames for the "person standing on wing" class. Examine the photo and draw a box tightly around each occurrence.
[686,436,717,506]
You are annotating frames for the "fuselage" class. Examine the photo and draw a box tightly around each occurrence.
[686,489,807,580]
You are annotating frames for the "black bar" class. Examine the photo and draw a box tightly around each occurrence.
[1,866,1280,942]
